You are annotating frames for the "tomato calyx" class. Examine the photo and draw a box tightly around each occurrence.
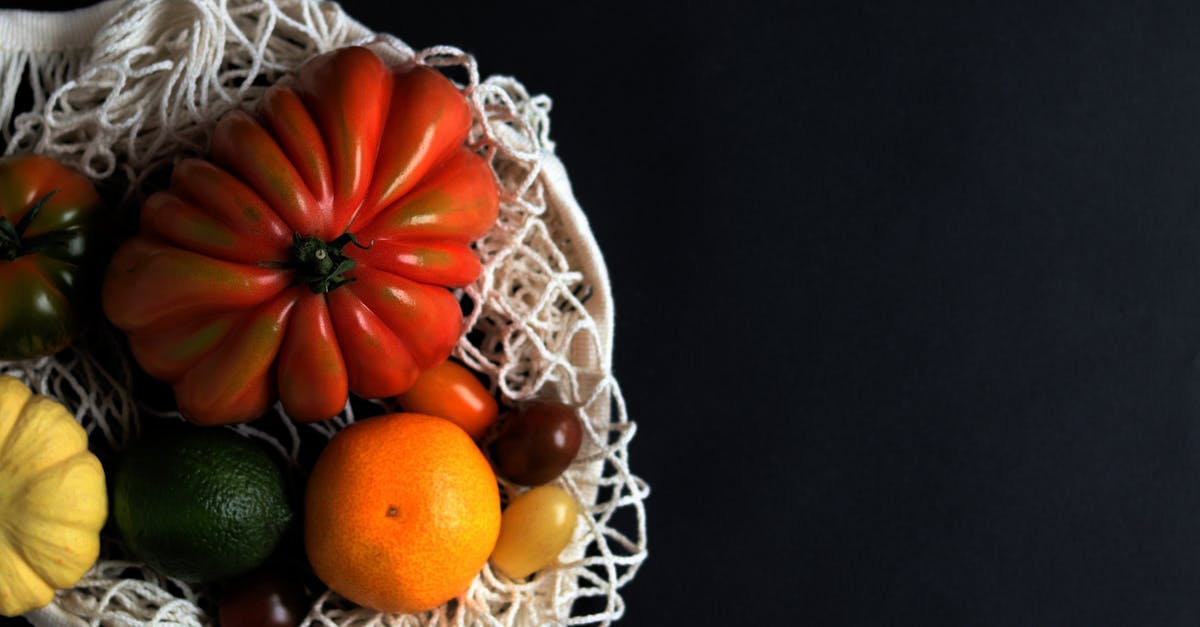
[0,190,56,261]
[290,231,371,294]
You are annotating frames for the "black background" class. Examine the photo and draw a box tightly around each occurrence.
[9,1,1200,626]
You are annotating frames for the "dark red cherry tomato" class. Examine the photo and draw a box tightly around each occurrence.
[489,400,583,486]
[218,568,308,627]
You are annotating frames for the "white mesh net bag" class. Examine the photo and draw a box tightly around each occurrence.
[0,1,648,625]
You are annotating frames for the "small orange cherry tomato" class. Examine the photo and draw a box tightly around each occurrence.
[395,360,498,440]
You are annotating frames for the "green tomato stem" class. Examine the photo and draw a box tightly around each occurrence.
[0,190,56,261]
[290,231,370,294]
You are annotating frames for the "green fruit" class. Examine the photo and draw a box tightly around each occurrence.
[110,426,293,583]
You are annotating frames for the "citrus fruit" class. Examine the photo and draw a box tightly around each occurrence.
[304,412,501,614]
[110,426,294,583]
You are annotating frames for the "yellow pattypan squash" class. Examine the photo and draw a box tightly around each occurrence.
[0,375,106,617]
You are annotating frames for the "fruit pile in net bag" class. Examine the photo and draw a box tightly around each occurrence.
[0,0,647,625]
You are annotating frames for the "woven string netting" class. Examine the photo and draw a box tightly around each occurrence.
[0,1,648,625]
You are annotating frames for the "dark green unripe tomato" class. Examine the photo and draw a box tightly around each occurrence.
[0,154,105,360]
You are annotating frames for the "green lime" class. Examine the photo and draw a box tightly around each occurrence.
[110,426,294,583]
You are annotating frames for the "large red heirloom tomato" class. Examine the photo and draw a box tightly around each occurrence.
[102,47,499,424]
